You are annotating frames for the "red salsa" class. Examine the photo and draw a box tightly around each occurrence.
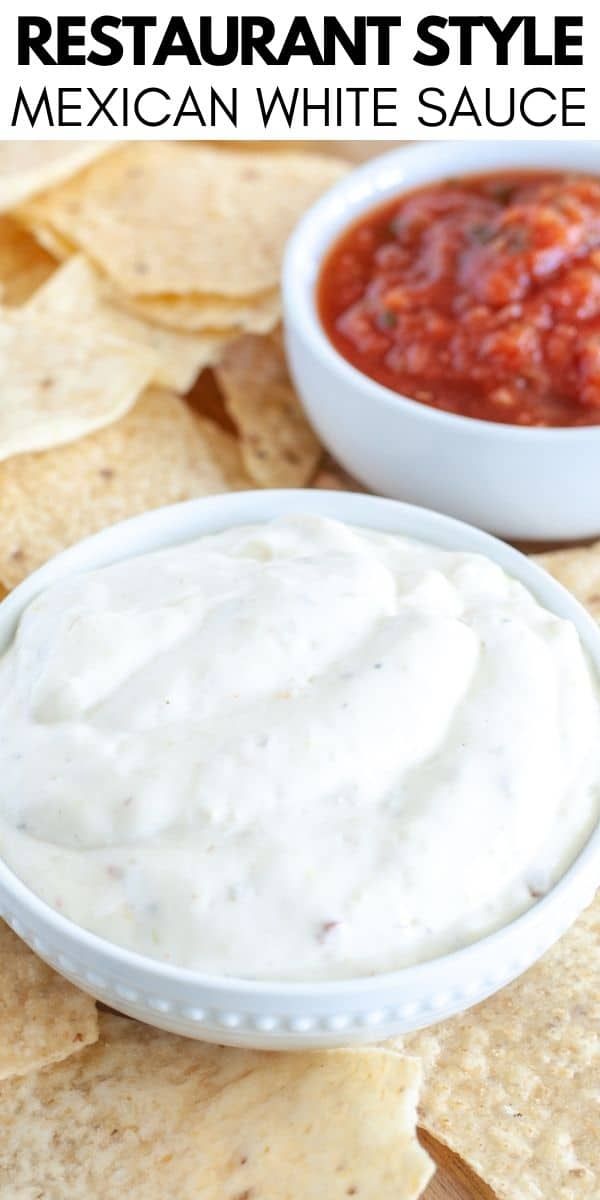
[318,170,600,426]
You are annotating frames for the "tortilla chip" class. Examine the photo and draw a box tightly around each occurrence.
[0,305,156,461]
[0,1012,433,1199]
[534,543,600,622]
[18,143,347,299]
[123,287,281,335]
[17,217,74,263]
[215,140,403,162]
[27,256,232,394]
[0,387,250,588]
[0,217,56,305]
[215,332,321,487]
[398,892,600,1200]
[0,142,112,213]
[0,921,97,1080]
[312,454,365,492]
[186,367,238,434]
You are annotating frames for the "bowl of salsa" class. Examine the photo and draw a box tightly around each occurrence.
[283,141,600,541]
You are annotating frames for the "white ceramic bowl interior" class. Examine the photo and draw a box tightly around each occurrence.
[1,491,599,1048]
[283,140,600,543]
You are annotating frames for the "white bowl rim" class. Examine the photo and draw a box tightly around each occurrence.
[283,138,600,442]
[0,488,599,999]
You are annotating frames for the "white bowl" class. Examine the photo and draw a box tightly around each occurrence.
[0,490,598,1049]
[283,141,600,543]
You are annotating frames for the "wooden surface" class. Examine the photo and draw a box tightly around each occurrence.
[420,1132,497,1199]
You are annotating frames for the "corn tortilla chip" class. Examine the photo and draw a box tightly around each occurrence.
[27,256,232,394]
[534,543,600,622]
[0,388,250,588]
[213,140,404,161]
[216,332,321,487]
[186,367,238,435]
[0,217,56,305]
[312,454,365,492]
[0,142,113,213]
[18,143,347,298]
[123,287,281,335]
[18,222,281,335]
[0,1012,433,1199]
[16,216,74,262]
[0,921,97,1080]
[0,305,155,461]
[397,893,600,1200]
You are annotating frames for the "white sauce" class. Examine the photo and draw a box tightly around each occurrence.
[0,515,598,980]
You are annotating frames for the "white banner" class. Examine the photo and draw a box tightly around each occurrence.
[0,0,598,139]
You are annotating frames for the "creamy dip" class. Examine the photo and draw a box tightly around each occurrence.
[0,515,598,980]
